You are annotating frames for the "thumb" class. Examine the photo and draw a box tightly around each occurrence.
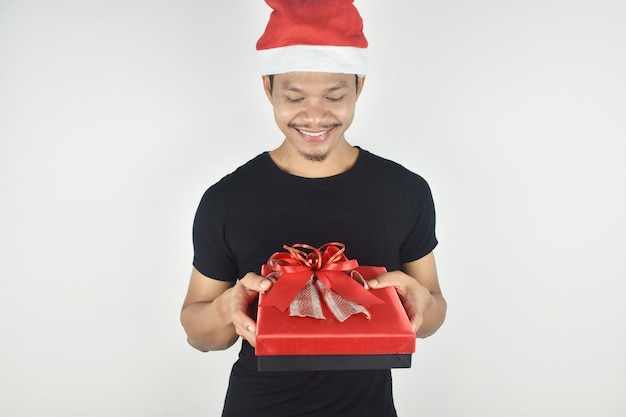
[367,271,403,289]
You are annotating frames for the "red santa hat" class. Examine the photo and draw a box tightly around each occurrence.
[256,0,368,75]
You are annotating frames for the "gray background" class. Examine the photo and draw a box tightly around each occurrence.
[1,1,624,416]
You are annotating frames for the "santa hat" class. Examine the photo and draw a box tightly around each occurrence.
[256,0,368,75]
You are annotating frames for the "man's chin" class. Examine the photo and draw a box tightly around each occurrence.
[299,150,329,163]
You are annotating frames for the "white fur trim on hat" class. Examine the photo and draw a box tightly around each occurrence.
[258,45,367,76]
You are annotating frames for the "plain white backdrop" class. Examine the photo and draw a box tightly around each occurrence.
[1,1,625,416]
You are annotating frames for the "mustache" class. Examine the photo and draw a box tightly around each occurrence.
[288,122,341,130]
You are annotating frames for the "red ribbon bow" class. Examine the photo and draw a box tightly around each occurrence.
[260,243,385,321]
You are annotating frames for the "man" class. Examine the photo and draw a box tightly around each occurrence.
[181,1,446,416]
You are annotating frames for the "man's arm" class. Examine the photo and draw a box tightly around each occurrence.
[180,268,273,351]
[367,251,446,338]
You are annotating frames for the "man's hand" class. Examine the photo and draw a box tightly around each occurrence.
[366,252,446,338]
[367,271,433,334]
[229,272,273,347]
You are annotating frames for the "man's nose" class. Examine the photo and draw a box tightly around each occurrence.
[301,100,328,124]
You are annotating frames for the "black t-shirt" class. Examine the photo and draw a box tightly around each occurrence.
[192,148,437,417]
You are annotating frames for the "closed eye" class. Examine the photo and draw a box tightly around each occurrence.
[285,96,304,103]
[326,95,345,102]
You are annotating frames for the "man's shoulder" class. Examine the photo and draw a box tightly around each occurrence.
[212,152,269,185]
[226,152,270,179]
[199,153,271,203]
[359,148,429,186]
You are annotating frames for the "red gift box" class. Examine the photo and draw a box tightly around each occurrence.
[255,243,416,371]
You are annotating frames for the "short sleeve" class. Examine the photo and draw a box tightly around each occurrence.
[399,175,438,263]
[192,183,238,281]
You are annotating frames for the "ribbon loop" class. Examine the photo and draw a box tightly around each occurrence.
[260,243,385,321]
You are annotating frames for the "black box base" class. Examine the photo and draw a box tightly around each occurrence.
[257,354,412,372]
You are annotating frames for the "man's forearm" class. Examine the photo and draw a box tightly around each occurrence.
[181,288,239,352]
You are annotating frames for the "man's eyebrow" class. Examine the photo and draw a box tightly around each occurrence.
[279,80,350,93]
[280,83,303,93]
[325,81,350,93]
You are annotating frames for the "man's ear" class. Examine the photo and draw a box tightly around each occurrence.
[356,76,366,98]
[262,76,273,103]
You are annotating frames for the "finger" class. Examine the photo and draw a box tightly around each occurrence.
[240,272,274,293]
[367,271,406,290]
[233,318,257,347]
[229,282,260,346]
[231,306,256,332]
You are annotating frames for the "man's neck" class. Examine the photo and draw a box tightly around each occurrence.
[269,141,359,178]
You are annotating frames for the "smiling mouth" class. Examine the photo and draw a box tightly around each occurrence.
[292,124,340,141]
[297,129,328,137]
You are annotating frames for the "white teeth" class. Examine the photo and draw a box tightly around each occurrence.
[298,129,327,137]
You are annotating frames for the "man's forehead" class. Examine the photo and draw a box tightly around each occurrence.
[276,73,354,91]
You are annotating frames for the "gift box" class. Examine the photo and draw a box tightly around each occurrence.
[255,243,416,372]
